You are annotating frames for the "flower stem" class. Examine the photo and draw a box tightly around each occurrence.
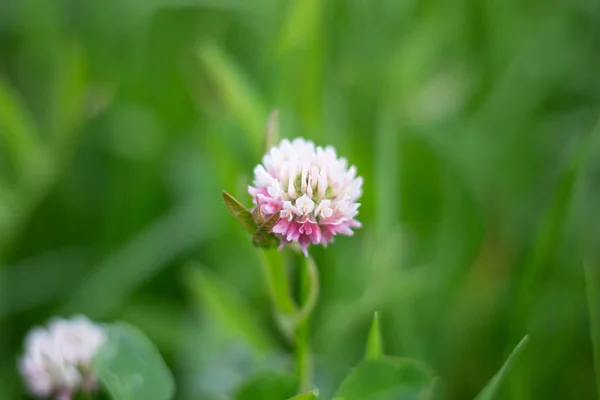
[260,248,319,392]
[295,254,315,392]
[259,248,298,315]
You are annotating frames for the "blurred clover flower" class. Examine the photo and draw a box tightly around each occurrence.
[249,138,363,255]
[18,316,106,400]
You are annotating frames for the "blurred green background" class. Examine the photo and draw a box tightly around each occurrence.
[2,0,600,399]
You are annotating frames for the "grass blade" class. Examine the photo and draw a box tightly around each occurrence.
[265,109,280,153]
[365,311,383,360]
[198,43,266,154]
[474,335,530,400]
[185,265,274,352]
[0,77,42,175]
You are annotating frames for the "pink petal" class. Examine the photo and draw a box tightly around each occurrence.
[309,224,322,244]
[285,222,301,242]
[272,219,290,235]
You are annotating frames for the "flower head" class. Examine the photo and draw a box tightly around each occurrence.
[249,138,362,255]
[18,316,106,400]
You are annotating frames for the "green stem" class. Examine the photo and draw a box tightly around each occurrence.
[585,261,600,400]
[295,254,314,392]
[259,249,298,315]
[259,249,318,392]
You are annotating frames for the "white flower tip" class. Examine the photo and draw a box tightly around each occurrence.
[295,195,315,215]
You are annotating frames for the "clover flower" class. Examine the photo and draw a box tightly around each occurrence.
[18,316,106,400]
[248,138,363,255]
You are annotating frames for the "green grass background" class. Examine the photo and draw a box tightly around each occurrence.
[1,0,600,399]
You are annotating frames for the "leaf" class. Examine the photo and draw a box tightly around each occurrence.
[252,212,280,248]
[265,109,280,153]
[94,322,175,400]
[235,372,298,400]
[333,357,434,400]
[365,312,383,360]
[222,190,257,235]
[288,390,319,399]
[474,335,530,400]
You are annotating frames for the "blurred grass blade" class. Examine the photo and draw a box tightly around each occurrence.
[0,77,43,175]
[474,335,530,400]
[288,390,319,399]
[120,298,186,355]
[585,262,600,399]
[277,0,322,53]
[95,322,175,400]
[185,265,274,352]
[518,117,600,307]
[365,311,383,360]
[223,190,257,235]
[265,109,280,153]
[49,41,86,148]
[253,212,280,248]
[61,201,210,316]
[198,43,266,154]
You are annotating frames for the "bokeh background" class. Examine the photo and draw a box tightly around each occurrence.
[2,0,600,399]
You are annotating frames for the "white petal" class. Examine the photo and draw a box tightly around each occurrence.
[317,172,328,198]
[287,178,296,198]
[295,195,315,215]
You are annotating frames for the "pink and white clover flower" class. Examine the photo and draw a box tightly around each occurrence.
[18,316,106,400]
[249,138,363,255]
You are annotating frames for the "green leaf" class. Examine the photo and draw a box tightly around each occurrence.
[365,312,383,360]
[222,190,257,235]
[235,372,298,400]
[474,335,530,400]
[333,357,434,400]
[288,390,319,399]
[252,212,280,248]
[94,322,175,400]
